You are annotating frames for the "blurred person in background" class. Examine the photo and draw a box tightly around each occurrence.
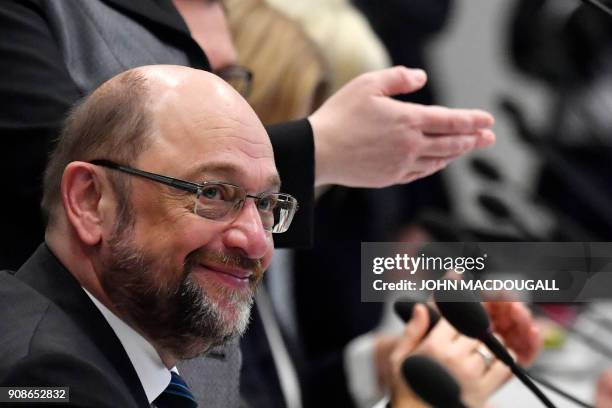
[227,0,331,125]
[266,0,391,94]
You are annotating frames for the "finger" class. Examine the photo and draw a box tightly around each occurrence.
[411,105,495,134]
[516,326,542,366]
[499,303,540,364]
[369,66,428,97]
[401,171,426,184]
[400,160,449,184]
[475,128,496,148]
[409,154,457,175]
[596,370,612,406]
[390,304,431,366]
[419,154,462,163]
[511,302,532,329]
[489,302,513,332]
[413,157,451,172]
[420,134,478,157]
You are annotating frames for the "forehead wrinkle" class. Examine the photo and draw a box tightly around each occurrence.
[184,161,281,191]
[165,104,271,153]
[202,132,272,157]
[191,112,268,143]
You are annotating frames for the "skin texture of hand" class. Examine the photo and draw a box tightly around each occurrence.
[309,66,496,188]
[485,301,542,366]
[596,371,612,408]
[386,305,512,408]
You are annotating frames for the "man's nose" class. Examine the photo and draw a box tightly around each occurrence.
[222,199,271,260]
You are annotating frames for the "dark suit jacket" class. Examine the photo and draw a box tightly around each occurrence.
[0,244,149,407]
[0,0,314,270]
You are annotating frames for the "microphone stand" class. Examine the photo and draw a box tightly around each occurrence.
[479,333,557,408]
[527,372,593,408]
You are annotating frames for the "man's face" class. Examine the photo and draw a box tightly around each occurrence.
[100,76,277,358]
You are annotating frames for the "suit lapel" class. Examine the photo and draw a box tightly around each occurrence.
[16,244,150,408]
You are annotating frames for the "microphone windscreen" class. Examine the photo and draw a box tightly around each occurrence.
[478,194,512,219]
[435,289,490,338]
[394,300,440,333]
[401,355,462,408]
[471,157,502,182]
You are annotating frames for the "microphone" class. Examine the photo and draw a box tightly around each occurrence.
[393,300,440,334]
[471,157,599,242]
[477,193,541,241]
[436,290,593,408]
[435,293,515,366]
[470,157,503,183]
[394,298,593,407]
[401,355,466,408]
[500,98,612,232]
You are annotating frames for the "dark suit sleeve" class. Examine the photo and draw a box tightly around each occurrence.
[267,120,314,249]
[0,0,82,269]
[3,353,137,407]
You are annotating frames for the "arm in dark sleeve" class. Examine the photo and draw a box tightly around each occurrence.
[266,119,314,249]
[0,0,82,269]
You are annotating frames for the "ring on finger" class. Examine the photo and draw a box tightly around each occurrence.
[475,345,495,369]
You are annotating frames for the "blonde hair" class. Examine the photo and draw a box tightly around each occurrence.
[226,0,330,124]
[267,0,390,91]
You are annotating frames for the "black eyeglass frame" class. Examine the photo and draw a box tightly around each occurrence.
[89,159,298,233]
[213,65,253,97]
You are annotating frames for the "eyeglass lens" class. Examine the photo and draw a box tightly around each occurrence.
[194,184,295,232]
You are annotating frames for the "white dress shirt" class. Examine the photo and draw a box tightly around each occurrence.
[83,289,174,403]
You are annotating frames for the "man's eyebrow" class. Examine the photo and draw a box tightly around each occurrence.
[184,162,281,191]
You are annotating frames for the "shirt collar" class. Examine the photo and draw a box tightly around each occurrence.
[83,288,174,403]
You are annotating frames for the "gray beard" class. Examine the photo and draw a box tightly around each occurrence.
[100,227,257,360]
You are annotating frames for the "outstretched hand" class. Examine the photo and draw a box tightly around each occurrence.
[309,66,495,188]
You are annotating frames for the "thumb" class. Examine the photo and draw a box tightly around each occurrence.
[391,304,431,366]
[371,66,428,97]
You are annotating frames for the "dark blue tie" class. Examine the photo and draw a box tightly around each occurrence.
[154,372,198,408]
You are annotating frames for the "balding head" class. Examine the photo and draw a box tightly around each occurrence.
[42,65,271,228]
[43,65,279,361]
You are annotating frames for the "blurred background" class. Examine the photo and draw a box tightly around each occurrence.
[430,1,612,406]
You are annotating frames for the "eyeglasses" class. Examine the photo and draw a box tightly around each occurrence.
[89,159,298,233]
[214,65,253,97]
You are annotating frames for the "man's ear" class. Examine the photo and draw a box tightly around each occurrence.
[61,162,114,246]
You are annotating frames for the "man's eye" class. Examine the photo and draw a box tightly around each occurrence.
[201,186,223,200]
[257,195,277,212]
